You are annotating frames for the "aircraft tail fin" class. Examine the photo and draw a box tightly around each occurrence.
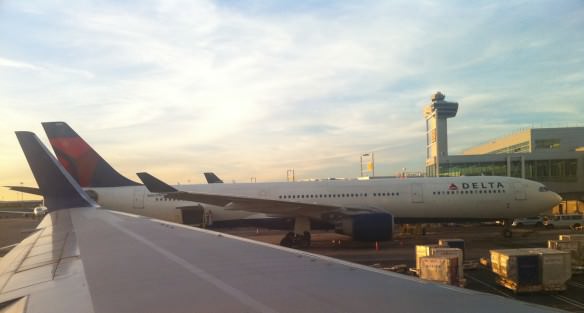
[204,172,224,184]
[42,122,141,188]
[15,131,97,211]
[136,172,178,193]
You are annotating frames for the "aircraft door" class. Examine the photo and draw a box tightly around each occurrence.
[513,182,526,200]
[133,189,145,209]
[411,183,424,203]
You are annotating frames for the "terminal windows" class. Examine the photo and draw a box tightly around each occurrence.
[487,141,530,154]
[535,139,560,150]
[439,162,507,177]
[525,159,577,181]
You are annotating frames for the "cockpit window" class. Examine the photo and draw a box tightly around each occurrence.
[539,186,549,192]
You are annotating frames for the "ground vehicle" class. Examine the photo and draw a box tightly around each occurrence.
[544,214,584,229]
[512,216,545,228]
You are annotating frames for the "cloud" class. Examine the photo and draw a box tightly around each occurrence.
[1,0,584,197]
[0,57,38,70]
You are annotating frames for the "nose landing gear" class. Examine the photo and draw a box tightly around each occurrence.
[502,219,513,238]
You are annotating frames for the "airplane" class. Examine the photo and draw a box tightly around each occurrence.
[40,122,561,245]
[0,131,558,312]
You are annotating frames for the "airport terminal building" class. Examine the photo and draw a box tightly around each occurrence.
[424,92,584,214]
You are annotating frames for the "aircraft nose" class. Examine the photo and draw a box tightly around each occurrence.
[550,192,562,206]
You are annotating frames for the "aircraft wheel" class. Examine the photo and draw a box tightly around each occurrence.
[280,232,295,247]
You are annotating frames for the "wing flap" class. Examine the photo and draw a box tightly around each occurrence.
[0,210,93,313]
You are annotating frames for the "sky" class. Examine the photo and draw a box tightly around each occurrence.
[0,0,583,201]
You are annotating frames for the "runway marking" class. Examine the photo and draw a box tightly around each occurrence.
[553,295,584,310]
[464,274,510,298]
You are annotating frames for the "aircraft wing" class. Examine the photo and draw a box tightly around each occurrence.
[137,172,378,216]
[0,131,557,313]
[4,186,42,196]
[0,210,33,216]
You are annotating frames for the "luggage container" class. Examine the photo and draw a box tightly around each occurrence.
[490,249,542,293]
[419,256,459,285]
[527,248,571,291]
[415,244,439,270]
[432,247,464,282]
[438,239,465,260]
[549,239,584,268]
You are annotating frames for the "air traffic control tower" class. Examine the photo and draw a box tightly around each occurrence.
[424,92,459,177]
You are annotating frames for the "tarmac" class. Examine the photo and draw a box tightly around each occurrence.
[1,216,583,312]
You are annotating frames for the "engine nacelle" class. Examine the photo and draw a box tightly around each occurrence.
[337,213,394,241]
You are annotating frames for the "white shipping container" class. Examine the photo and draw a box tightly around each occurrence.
[526,248,571,290]
[419,256,458,285]
[432,247,464,280]
[548,240,584,266]
[416,244,439,270]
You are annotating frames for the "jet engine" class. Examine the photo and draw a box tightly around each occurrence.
[337,213,394,241]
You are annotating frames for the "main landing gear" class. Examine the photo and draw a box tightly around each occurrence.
[280,217,311,248]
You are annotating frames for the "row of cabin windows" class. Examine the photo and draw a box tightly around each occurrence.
[433,189,506,195]
[278,192,399,200]
[155,197,178,201]
[155,192,403,202]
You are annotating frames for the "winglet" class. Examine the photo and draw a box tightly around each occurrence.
[204,172,224,184]
[136,172,178,193]
[15,131,97,211]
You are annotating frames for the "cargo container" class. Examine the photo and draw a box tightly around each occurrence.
[438,239,465,259]
[548,239,584,268]
[419,256,459,285]
[432,247,464,281]
[527,248,571,291]
[415,244,439,270]
[490,249,542,293]
[491,248,571,292]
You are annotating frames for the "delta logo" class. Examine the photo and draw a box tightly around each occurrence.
[448,184,458,191]
[462,182,505,189]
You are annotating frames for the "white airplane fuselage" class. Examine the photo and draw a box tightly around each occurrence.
[85,176,560,224]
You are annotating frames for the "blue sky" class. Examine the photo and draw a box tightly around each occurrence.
[1,0,583,200]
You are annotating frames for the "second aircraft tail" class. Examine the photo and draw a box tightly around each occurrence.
[42,122,141,188]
